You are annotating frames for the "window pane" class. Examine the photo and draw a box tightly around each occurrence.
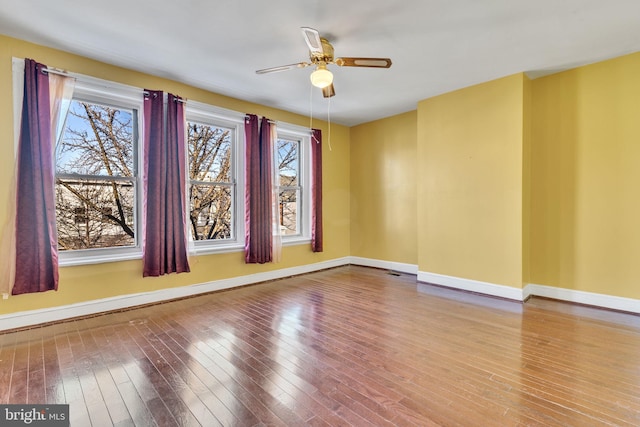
[56,101,134,176]
[278,139,298,186]
[55,99,137,253]
[189,184,232,241]
[279,189,298,235]
[277,138,300,236]
[188,123,232,183]
[56,179,135,250]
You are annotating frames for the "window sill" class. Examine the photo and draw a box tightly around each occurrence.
[190,242,245,256]
[59,250,142,267]
[58,237,312,267]
[191,237,310,255]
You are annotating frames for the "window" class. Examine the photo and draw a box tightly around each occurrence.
[276,137,300,235]
[277,125,311,242]
[186,101,244,252]
[54,77,143,264]
[187,122,233,241]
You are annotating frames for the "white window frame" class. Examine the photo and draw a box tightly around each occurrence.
[56,76,145,266]
[276,123,312,245]
[185,101,246,255]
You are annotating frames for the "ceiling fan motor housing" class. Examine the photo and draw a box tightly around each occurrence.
[310,38,335,63]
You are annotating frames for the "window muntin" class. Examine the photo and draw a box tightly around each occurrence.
[55,99,138,251]
[187,121,235,242]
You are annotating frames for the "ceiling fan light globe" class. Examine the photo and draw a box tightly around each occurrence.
[310,67,333,88]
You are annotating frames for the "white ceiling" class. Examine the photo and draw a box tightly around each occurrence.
[1,0,640,126]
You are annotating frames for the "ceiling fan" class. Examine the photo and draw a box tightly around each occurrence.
[256,27,392,98]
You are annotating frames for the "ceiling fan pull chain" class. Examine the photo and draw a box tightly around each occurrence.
[327,95,332,152]
[309,82,314,131]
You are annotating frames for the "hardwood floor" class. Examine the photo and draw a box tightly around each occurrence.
[1,265,639,426]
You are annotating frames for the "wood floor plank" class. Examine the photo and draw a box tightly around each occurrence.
[0,343,16,403]
[1,265,640,426]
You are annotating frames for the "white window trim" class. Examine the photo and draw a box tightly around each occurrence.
[185,101,246,256]
[277,122,312,245]
[12,58,25,154]
[56,75,145,267]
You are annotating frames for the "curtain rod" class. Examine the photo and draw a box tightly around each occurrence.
[244,115,277,124]
[41,67,186,103]
[143,91,187,103]
[41,66,74,78]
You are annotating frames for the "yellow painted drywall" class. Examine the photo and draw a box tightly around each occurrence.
[522,75,532,286]
[530,52,640,299]
[350,111,418,264]
[529,70,578,290]
[417,74,526,288]
[0,35,350,315]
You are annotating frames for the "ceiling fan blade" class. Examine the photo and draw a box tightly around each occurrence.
[301,27,324,55]
[335,57,392,68]
[256,62,311,74]
[322,83,335,98]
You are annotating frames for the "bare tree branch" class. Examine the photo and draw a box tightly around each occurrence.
[55,102,135,249]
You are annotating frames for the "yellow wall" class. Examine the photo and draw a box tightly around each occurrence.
[350,111,417,264]
[530,52,640,299]
[0,35,351,315]
[350,53,640,301]
[417,74,526,288]
[350,54,640,301]
[522,75,532,286]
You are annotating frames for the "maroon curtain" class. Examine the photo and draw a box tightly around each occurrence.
[143,91,190,276]
[311,129,323,252]
[244,114,273,263]
[13,59,59,295]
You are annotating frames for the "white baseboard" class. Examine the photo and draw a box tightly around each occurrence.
[418,271,525,301]
[3,257,638,331]
[418,270,640,315]
[349,257,419,275]
[0,257,351,331]
[524,283,640,314]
